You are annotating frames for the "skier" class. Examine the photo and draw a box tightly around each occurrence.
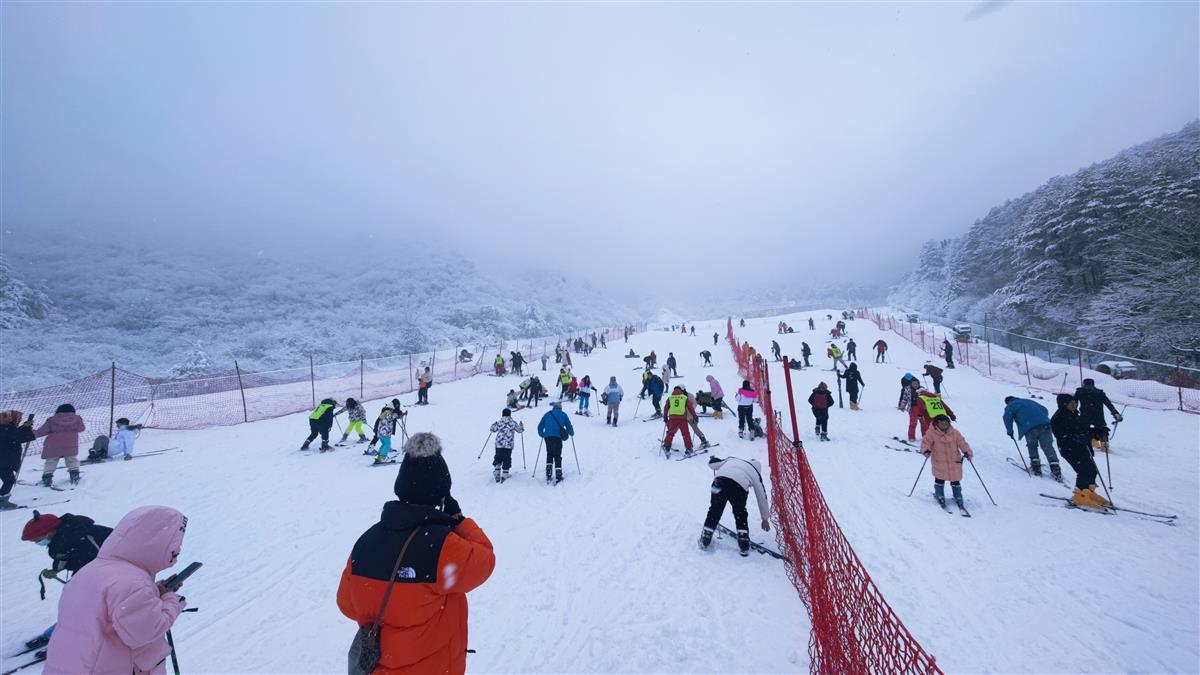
[577,375,596,416]
[808,317,815,330]
[739,318,745,327]
[942,338,955,369]
[372,405,402,463]
[338,398,370,445]
[840,363,865,410]
[846,339,857,362]
[808,382,834,441]
[417,367,432,404]
[108,418,142,460]
[301,399,339,451]
[698,455,770,557]
[680,386,712,449]
[1003,396,1062,480]
[639,367,652,398]
[898,373,919,410]
[601,334,607,349]
[337,434,494,674]
[603,376,624,426]
[667,352,678,377]
[537,401,574,484]
[873,339,888,363]
[713,332,719,345]
[920,415,974,510]
[827,343,848,370]
[34,404,85,486]
[0,411,36,511]
[689,326,695,336]
[493,354,505,376]
[555,344,563,364]
[771,340,782,362]
[662,385,696,456]
[647,371,666,418]
[700,350,713,367]
[923,364,945,394]
[541,353,549,371]
[558,367,571,399]
[511,351,525,376]
[706,375,726,420]
[567,374,579,402]
[44,506,189,675]
[1073,378,1122,453]
[801,342,812,367]
[649,350,658,367]
[1051,394,1109,508]
[489,409,524,482]
[661,363,672,393]
[735,380,758,439]
[528,376,545,407]
[910,388,955,441]
[506,390,521,410]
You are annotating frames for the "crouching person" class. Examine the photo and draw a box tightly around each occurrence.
[44,505,189,675]
[338,433,495,674]
[698,455,770,557]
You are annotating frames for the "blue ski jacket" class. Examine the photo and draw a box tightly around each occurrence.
[1003,398,1051,439]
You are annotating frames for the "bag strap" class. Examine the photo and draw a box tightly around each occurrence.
[368,527,422,636]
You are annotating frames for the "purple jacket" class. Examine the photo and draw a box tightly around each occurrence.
[706,375,725,400]
[34,412,85,459]
[45,506,188,675]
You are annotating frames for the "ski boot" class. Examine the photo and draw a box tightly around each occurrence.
[357,435,369,444]
[1088,485,1111,507]
[713,409,723,420]
[820,432,830,442]
[1029,460,1043,477]
[1072,488,1103,508]
[738,430,745,439]
[1049,463,1063,482]
[814,425,821,437]
[339,434,349,445]
[737,530,751,557]
[300,441,311,451]
[41,473,53,487]
[699,436,711,449]
[373,455,391,465]
[698,527,714,550]
[934,482,946,508]
[501,469,510,482]
[683,447,696,457]
[25,634,50,651]
[661,444,672,457]
[605,415,612,425]
[0,496,18,511]
[951,483,965,510]
[69,469,81,485]
[546,466,554,484]
[493,466,502,482]
[850,402,859,411]
[555,468,565,484]
[319,442,332,453]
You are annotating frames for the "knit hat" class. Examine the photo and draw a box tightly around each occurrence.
[1004,396,1015,404]
[672,386,683,393]
[394,433,452,507]
[502,408,511,417]
[933,414,951,424]
[819,382,828,389]
[742,380,751,389]
[21,511,61,541]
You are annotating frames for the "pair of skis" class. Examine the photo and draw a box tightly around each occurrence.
[1038,494,1177,526]
[1005,457,1064,483]
[714,524,788,561]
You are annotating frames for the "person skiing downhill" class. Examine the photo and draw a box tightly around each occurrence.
[1073,378,1123,453]
[706,375,726,420]
[735,381,757,439]
[698,456,770,557]
[537,402,574,484]
[34,404,85,486]
[301,398,340,451]
[840,363,865,410]
[808,382,835,441]
[662,385,696,456]
[1003,396,1062,480]
[921,415,974,510]
[771,340,782,362]
[489,409,524,482]
[338,398,370,445]
[873,339,888,363]
[1051,393,1109,508]
[603,377,624,426]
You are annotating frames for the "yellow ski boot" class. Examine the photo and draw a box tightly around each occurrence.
[1088,485,1111,507]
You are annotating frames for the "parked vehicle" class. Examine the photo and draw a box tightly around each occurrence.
[1097,360,1138,379]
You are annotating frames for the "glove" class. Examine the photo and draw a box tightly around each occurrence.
[1006,431,1014,438]
[443,495,462,517]
[1114,413,1123,423]
[40,568,57,579]
[922,451,931,457]
[950,414,957,421]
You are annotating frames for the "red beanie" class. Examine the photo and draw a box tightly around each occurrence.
[21,512,61,541]
[819,382,828,389]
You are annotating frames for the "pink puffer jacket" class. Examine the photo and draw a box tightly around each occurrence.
[706,376,724,400]
[920,426,974,482]
[44,506,188,675]
[34,412,86,459]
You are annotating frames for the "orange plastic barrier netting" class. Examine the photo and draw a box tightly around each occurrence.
[726,319,942,675]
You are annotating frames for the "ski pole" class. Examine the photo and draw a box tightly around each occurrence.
[907,454,929,497]
[1103,437,1114,489]
[520,432,527,471]
[531,438,543,478]
[167,629,180,675]
[965,456,997,506]
[1109,405,1127,441]
[476,432,493,460]
[1009,437,1031,475]
[1092,455,1116,509]
[570,437,581,474]
[633,395,642,418]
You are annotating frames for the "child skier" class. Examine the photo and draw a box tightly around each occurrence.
[808,382,834,441]
[577,376,596,416]
[338,398,370,445]
[489,409,524,482]
[920,415,973,510]
[372,406,401,464]
[840,363,865,410]
[735,381,757,439]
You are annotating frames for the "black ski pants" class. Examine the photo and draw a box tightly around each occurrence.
[848,387,859,404]
[802,354,811,367]
[737,404,754,432]
[305,420,331,445]
[0,466,15,499]
[670,365,678,376]
[812,408,829,434]
[492,447,513,471]
[651,394,663,415]
[544,437,563,476]
[875,351,886,363]
[704,477,750,550]
[931,375,943,394]
[1059,443,1098,490]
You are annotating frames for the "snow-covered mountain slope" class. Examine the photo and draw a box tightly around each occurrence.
[1,313,1195,673]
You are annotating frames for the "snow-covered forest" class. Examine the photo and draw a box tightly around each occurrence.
[890,121,1200,362]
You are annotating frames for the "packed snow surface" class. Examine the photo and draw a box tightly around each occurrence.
[1,312,1196,673]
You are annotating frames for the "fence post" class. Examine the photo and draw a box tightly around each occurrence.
[1178,357,1185,412]
[309,355,315,407]
[986,333,992,377]
[1078,348,1084,387]
[234,360,249,423]
[109,362,116,437]
[781,354,801,445]
[1021,345,1032,386]
[360,355,364,399]
[454,347,458,379]
[408,354,414,391]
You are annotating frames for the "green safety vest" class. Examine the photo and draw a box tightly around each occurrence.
[831,346,842,357]
[667,394,687,416]
[919,394,946,416]
[560,372,571,384]
[309,403,332,420]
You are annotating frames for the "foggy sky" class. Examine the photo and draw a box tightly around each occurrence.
[2,1,1196,293]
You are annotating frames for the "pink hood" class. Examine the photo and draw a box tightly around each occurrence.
[706,376,724,399]
[44,506,187,675]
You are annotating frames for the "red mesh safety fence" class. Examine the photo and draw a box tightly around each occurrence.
[2,326,641,457]
[726,319,943,675]
[859,310,1200,414]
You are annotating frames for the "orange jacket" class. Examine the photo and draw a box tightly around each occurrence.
[337,502,495,674]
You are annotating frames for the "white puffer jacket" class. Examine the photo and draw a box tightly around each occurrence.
[708,456,769,521]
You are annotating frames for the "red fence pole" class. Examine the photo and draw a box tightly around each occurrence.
[235,360,249,423]
[782,354,801,444]
[109,361,116,437]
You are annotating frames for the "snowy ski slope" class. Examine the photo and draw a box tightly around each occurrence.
[1,312,1196,673]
